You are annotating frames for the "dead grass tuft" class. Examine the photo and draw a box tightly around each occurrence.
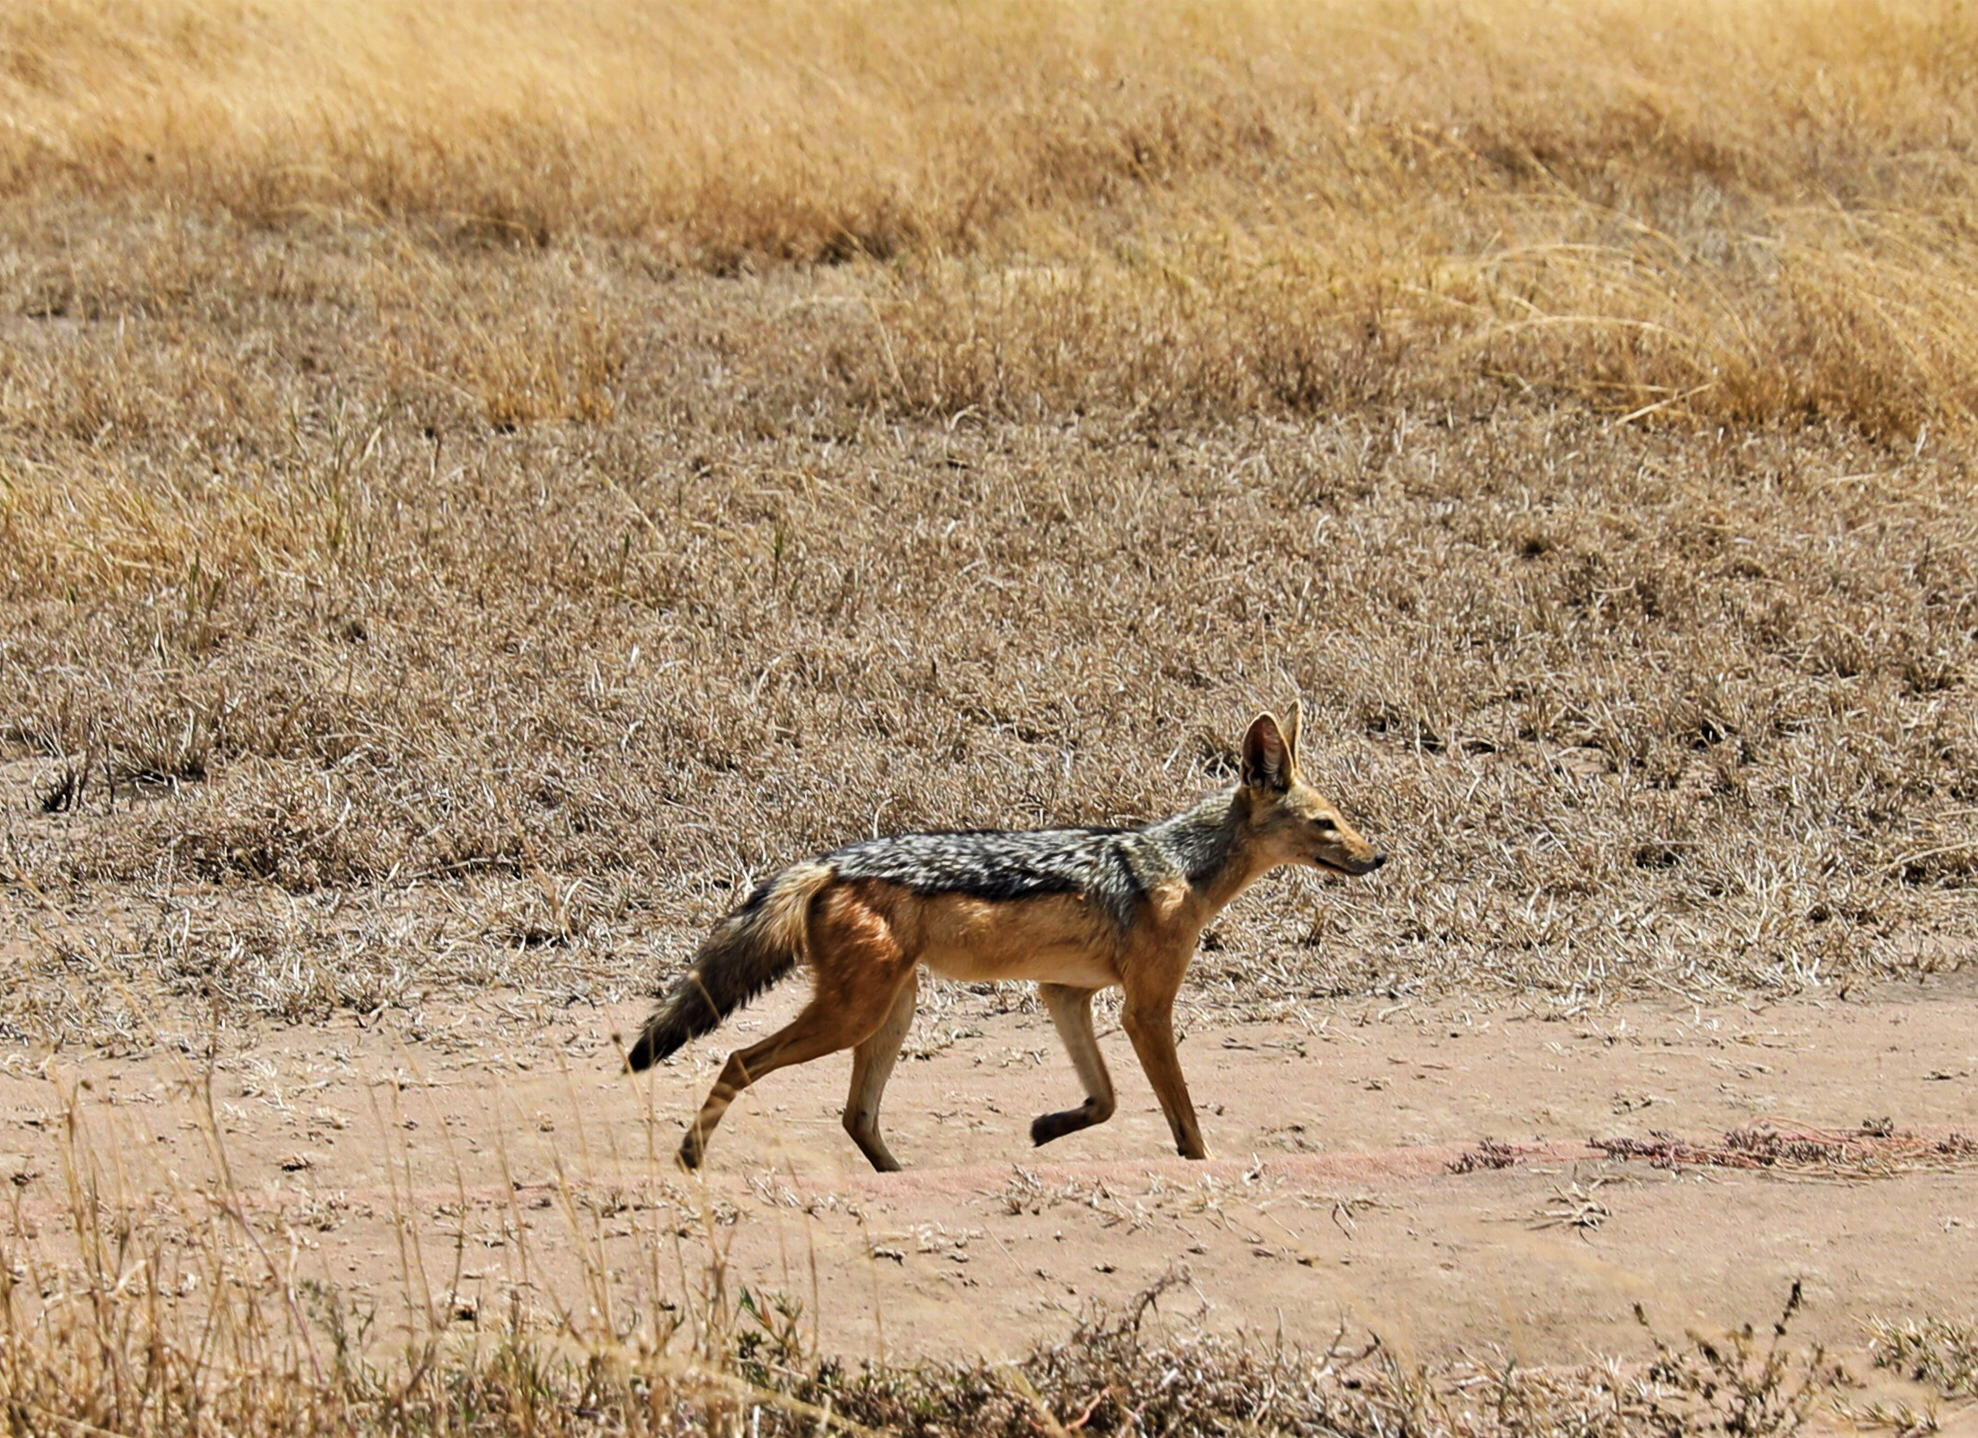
[1872,1316,1978,1401]
[679,1276,1855,1437]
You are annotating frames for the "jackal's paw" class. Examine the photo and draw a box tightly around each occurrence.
[1030,1111,1075,1147]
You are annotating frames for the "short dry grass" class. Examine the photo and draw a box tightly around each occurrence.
[1,3,1975,1033]
[3,211,1973,1047]
[9,1246,1852,1437]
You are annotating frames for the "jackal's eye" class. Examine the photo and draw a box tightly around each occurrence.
[1312,816,1337,834]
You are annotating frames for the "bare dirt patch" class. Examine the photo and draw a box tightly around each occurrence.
[5,983,1972,1372]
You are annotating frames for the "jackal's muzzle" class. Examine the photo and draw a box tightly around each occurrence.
[1315,850,1386,878]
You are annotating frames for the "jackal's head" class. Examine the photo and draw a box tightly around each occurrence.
[1237,702,1386,878]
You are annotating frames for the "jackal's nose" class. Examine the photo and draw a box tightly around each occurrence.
[1369,853,1388,871]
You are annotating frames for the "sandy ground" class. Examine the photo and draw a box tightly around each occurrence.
[2,975,1974,1377]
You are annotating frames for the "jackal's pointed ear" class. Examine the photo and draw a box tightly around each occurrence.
[1241,712,1293,793]
[1284,699,1304,774]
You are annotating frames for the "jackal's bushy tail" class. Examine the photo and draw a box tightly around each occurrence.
[625,861,834,1072]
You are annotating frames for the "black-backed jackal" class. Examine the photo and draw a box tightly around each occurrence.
[627,704,1385,1171]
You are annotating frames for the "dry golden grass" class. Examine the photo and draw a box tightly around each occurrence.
[7,0,1978,431]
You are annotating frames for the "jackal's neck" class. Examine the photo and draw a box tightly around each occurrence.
[1144,787,1273,918]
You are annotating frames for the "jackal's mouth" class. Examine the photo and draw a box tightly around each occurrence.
[1313,853,1386,878]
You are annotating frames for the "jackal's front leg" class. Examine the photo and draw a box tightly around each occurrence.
[1030,984,1116,1147]
[1120,990,1210,1160]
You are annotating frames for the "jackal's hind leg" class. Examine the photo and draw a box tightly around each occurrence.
[678,882,914,1172]
[1030,983,1117,1146]
[842,970,919,1172]
[678,1002,853,1171]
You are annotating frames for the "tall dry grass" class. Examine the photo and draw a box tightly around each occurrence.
[4,0,1978,431]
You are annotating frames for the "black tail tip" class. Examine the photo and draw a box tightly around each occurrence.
[626,1020,688,1073]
